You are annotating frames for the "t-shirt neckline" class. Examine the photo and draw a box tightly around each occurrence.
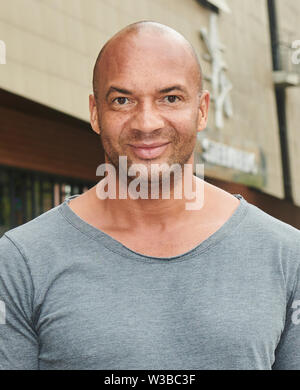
[59,193,249,263]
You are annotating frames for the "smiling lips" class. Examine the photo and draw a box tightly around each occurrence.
[128,141,171,159]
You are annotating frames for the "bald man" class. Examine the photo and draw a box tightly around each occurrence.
[0,21,300,370]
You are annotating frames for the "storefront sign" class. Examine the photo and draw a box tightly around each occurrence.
[200,13,233,129]
[201,137,258,175]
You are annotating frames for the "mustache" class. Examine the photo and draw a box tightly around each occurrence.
[120,128,179,144]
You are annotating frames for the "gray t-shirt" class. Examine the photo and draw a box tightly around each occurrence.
[0,193,300,370]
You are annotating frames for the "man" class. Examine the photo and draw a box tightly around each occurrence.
[0,21,300,370]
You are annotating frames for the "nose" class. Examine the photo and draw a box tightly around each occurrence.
[130,101,165,133]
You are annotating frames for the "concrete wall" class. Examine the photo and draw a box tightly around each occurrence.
[0,0,293,201]
[197,0,283,199]
[0,0,209,121]
[276,0,300,206]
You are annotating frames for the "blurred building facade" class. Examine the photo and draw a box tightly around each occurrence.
[0,0,299,234]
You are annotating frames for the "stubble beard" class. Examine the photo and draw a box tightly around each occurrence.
[99,126,197,192]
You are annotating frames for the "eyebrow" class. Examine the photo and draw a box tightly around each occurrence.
[105,85,189,100]
[158,85,188,94]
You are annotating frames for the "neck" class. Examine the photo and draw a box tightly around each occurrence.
[91,171,205,230]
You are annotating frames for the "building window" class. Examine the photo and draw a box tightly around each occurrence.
[0,165,95,236]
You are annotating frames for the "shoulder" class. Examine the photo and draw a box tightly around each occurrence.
[245,201,300,247]
[2,204,64,245]
[243,201,300,291]
[0,204,67,267]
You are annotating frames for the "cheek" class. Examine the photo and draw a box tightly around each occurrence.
[167,105,199,131]
[101,114,125,142]
[169,118,197,139]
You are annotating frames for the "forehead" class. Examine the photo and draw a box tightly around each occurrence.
[97,32,198,94]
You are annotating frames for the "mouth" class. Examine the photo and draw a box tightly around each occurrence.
[127,141,171,160]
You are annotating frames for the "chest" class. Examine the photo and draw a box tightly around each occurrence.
[101,222,225,257]
[35,259,286,369]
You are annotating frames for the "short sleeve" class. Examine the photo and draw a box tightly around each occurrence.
[272,265,300,370]
[0,234,39,370]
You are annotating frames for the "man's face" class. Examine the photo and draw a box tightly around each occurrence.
[91,31,209,179]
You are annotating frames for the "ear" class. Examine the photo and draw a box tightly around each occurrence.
[89,94,101,135]
[197,90,210,133]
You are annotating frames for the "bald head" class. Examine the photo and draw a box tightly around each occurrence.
[92,21,203,101]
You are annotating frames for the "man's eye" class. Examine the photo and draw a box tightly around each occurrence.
[164,95,180,103]
[112,97,129,105]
